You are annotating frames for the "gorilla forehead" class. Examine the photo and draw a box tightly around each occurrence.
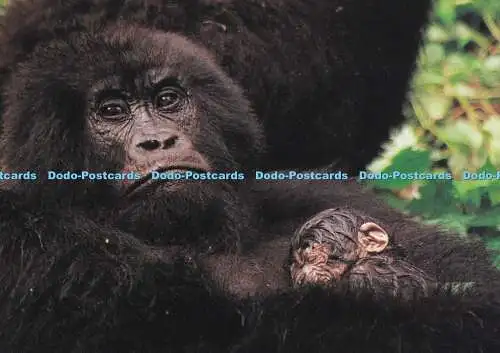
[1,22,263,175]
[94,24,224,88]
[20,24,226,93]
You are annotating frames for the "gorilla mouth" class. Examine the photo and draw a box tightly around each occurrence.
[125,164,209,196]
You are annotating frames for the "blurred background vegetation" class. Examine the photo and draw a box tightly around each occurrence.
[366,0,500,267]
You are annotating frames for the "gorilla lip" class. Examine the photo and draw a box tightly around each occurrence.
[125,164,209,196]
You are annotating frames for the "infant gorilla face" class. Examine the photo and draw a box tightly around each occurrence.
[290,208,389,285]
[290,208,435,299]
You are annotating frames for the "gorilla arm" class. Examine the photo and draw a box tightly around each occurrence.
[234,282,500,353]
[0,189,242,352]
[2,185,500,353]
[233,179,500,353]
[248,178,500,286]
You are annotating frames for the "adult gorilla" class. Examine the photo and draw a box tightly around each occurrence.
[0,19,499,353]
[0,0,432,172]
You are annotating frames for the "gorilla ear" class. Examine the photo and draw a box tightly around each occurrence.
[357,222,389,253]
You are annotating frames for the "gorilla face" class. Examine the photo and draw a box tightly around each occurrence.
[0,24,264,251]
[89,67,214,197]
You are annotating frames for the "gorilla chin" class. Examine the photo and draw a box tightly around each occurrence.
[117,178,250,253]
[124,166,211,197]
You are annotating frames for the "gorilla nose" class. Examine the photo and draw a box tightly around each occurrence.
[127,130,211,174]
[136,135,179,151]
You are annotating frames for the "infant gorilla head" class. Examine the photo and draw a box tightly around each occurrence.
[0,23,264,252]
[290,208,437,300]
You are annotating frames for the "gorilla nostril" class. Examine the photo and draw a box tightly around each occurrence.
[162,136,178,149]
[137,140,161,151]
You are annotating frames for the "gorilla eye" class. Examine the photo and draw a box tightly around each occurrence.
[154,87,185,112]
[98,99,129,120]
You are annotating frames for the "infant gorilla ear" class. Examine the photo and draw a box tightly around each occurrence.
[290,207,437,300]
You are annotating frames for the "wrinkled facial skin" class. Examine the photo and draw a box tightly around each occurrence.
[290,208,436,300]
[291,242,349,285]
[83,27,263,196]
[1,24,264,193]
[290,231,361,286]
[0,24,264,249]
[88,70,212,195]
[290,209,361,286]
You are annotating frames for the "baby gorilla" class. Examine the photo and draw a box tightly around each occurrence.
[290,208,436,300]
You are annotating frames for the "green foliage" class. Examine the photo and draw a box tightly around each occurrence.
[365,0,500,267]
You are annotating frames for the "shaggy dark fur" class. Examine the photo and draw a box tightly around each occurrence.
[0,0,431,171]
[0,26,499,353]
[0,1,499,353]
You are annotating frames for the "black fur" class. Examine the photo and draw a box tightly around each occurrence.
[0,2,500,353]
[0,0,431,171]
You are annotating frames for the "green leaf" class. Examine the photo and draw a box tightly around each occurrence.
[453,179,490,197]
[455,22,476,47]
[426,24,451,43]
[435,0,457,25]
[424,43,446,66]
[471,147,490,171]
[487,237,500,251]
[408,181,461,217]
[464,188,482,208]
[447,82,480,98]
[435,120,484,152]
[368,125,420,173]
[468,207,500,227]
[473,0,500,16]
[455,21,492,48]
[445,52,473,71]
[483,117,500,166]
[423,213,473,235]
[484,56,500,71]
[413,71,446,87]
[454,158,499,191]
[368,149,433,190]
[483,117,500,136]
[382,148,432,173]
[485,237,500,268]
[480,56,500,87]
[417,93,453,120]
[448,152,471,174]
[488,186,500,206]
